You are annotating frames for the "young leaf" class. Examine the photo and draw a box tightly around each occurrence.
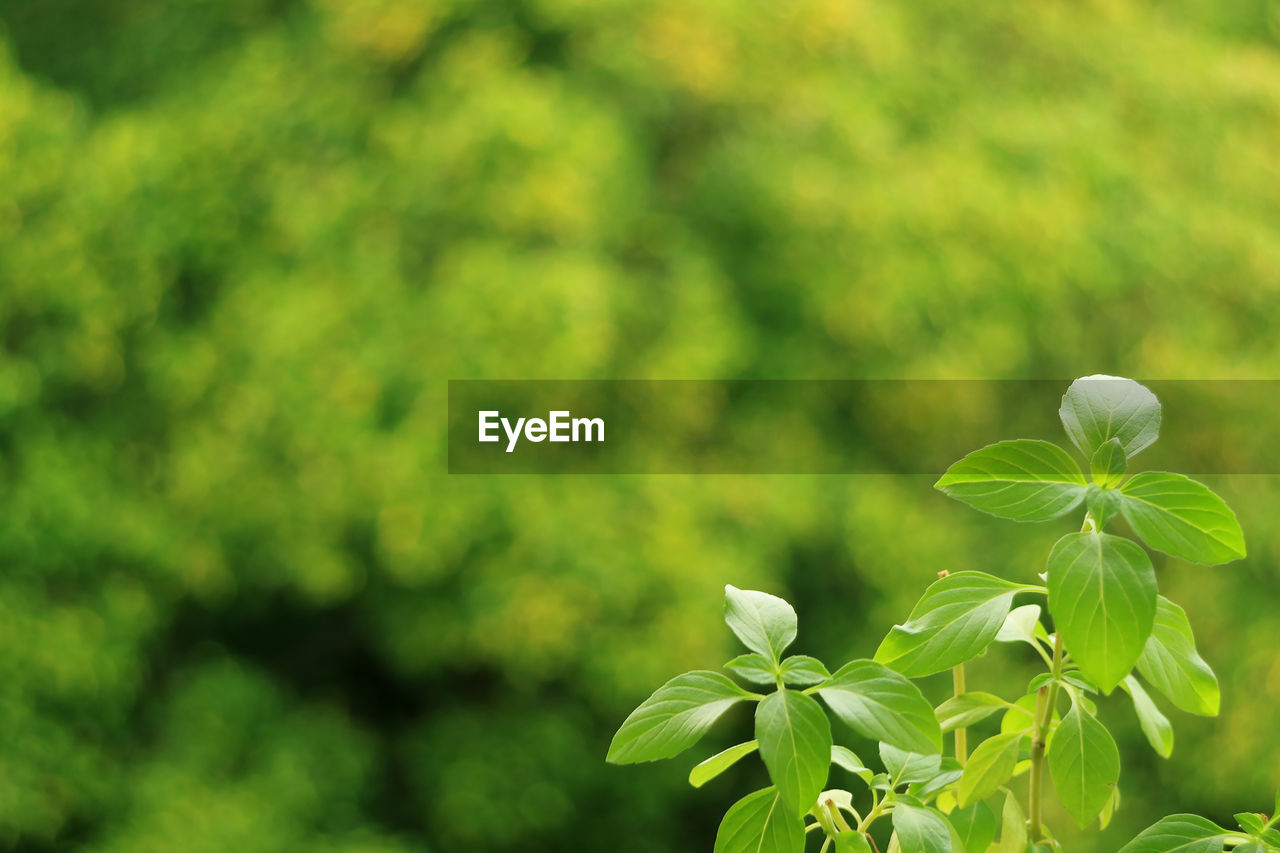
[1120,675,1174,758]
[725,586,798,662]
[756,689,833,816]
[779,655,831,686]
[713,787,805,853]
[830,745,873,784]
[891,804,953,853]
[1100,785,1121,831]
[816,788,855,817]
[994,604,1043,647]
[991,791,1027,853]
[1086,483,1123,529]
[725,653,778,686]
[880,743,942,786]
[1059,375,1161,459]
[1117,814,1237,853]
[1235,813,1266,835]
[816,660,943,755]
[935,439,1087,521]
[1119,472,1247,564]
[1136,596,1220,716]
[1046,531,1157,693]
[689,740,759,788]
[875,572,1033,677]
[955,731,1021,808]
[607,671,754,764]
[1091,437,1126,488]
[935,693,1010,733]
[948,801,997,853]
[1047,703,1120,828]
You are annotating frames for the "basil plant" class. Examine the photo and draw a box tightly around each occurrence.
[606,376,1278,853]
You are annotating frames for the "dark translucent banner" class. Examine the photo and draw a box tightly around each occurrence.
[447,380,1279,474]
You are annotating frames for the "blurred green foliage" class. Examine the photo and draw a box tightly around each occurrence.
[1,0,1280,850]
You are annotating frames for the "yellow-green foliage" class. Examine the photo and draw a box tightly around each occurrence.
[1,1,1279,850]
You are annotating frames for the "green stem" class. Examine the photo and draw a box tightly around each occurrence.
[1029,632,1065,843]
[857,795,894,834]
[826,800,855,834]
[1028,686,1047,843]
[953,663,968,764]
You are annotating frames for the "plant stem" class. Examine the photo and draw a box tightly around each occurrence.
[953,663,968,764]
[857,794,893,834]
[1029,632,1065,843]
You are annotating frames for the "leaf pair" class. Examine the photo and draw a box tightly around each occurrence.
[935,377,1245,566]
[936,440,1244,565]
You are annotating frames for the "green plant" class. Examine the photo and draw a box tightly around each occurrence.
[607,376,1277,852]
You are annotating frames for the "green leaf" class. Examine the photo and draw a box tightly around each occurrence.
[756,689,832,816]
[713,787,805,853]
[1136,596,1220,716]
[1120,676,1173,758]
[831,746,874,784]
[1062,673,1099,694]
[1091,438,1126,488]
[935,439,1087,521]
[1000,693,1042,735]
[1235,814,1267,835]
[1059,375,1161,459]
[912,760,964,799]
[779,655,830,686]
[816,660,943,755]
[948,801,997,853]
[1086,483,1123,529]
[689,740,759,788]
[1046,531,1157,693]
[1118,814,1237,853]
[991,791,1027,853]
[725,585,798,662]
[880,743,942,786]
[876,572,1033,677]
[955,731,1021,808]
[1119,472,1247,564]
[995,604,1044,647]
[1047,703,1120,828]
[891,804,953,853]
[935,693,1010,733]
[1100,785,1121,830]
[725,653,778,686]
[607,671,754,764]
[834,831,874,853]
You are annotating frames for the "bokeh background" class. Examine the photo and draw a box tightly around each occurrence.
[2,0,1280,850]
